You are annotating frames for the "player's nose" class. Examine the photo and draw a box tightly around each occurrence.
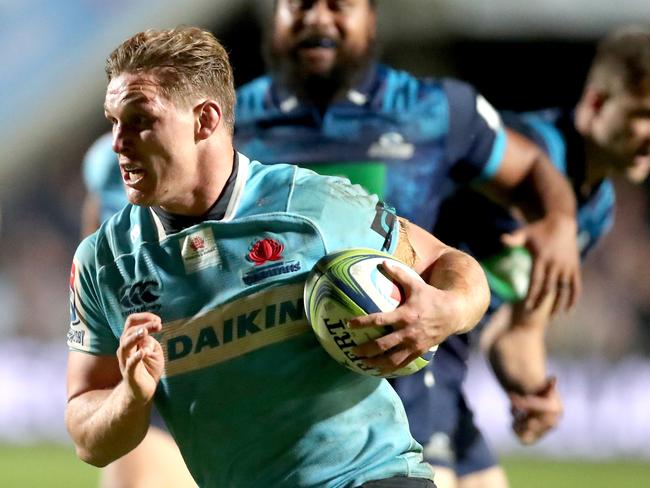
[112,124,130,154]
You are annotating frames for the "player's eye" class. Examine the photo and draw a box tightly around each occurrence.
[127,114,153,130]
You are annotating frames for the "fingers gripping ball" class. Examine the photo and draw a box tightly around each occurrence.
[304,248,437,378]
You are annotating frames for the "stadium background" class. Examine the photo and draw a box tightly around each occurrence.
[0,0,648,485]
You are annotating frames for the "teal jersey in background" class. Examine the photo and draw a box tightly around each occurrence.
[81,133,125,223]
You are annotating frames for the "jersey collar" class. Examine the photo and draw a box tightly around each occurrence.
[270,63,381,114]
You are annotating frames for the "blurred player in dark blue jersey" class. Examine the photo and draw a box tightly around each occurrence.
[234,1,583,487]
[421,25,650,486]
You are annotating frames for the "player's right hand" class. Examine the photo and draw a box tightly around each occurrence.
[508,376,563,444]
[117,312,164,404]
[501,213,581,315]
[349,260,457,374]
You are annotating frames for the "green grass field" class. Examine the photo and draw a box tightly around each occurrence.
[1,444,648,487]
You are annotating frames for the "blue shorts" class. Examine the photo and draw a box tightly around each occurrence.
[391,368,498,477]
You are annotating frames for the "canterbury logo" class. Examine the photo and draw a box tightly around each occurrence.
[119,280,161,309]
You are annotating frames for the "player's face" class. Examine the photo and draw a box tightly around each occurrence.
[270,0,376,82]
[593,81,650,183]
[104,72,200,209]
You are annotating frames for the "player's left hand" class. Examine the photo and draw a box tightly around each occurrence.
[348,260,459,374]
[509,376,563,445]
[502,214,581,314]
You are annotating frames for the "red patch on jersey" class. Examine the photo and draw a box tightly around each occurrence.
[189,236,205,251]
[69,262,76,289]
[248,238,284,266]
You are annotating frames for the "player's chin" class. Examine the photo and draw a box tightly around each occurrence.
[126,189,155,207]
[296,54,337,76]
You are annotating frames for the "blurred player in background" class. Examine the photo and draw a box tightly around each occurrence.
[81,134,123,237]
[235,1,582,487]
[427,24,650,486]
[67,26,492,488]
[81,118,196,488]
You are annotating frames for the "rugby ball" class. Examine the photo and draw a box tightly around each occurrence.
[304,248,437,378]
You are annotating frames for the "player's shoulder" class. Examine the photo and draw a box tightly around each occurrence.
[236,75,274,123]
[73,230,100,271]
[82,132,119,192]
[502,107,570,172]
[438,77,495,114]
[502,107,563,130]
[288,167,384,233]
[374,64,446,112]
[244,157,377,217]
[77,204,145,266]
[244,157,299,194]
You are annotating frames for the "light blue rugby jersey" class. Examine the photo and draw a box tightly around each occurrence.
[235,64,507,232]
[81,132,125,223]
[68,154,433,488]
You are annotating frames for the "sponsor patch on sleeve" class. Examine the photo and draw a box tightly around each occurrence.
[67,260,91,351]
[371,202,397,251]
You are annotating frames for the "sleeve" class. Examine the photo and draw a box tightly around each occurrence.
[503,111,568,174]
[67,234,120,354]
[443,79,507,183]
[292,168,401,256]
[82,133,117,194]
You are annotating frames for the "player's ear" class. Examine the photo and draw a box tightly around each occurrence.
[195,100,221,141]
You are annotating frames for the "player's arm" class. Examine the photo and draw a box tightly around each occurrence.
[65,313,163,466]
[350,219,490,372]
[480,297,563,444]
[480,128,580,313]
[445,80,579,314]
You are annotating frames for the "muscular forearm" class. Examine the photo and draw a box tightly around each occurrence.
[65,381,152,467]
[514,151,576,223]
[427,248,490,335]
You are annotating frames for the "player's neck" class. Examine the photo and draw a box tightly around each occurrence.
[160,147,236,217]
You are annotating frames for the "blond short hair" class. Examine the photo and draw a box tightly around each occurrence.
[106,26,236,133]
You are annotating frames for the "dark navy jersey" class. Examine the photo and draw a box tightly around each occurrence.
[432,108,616,384]
[504,109,615,258]
[236,64,508,390]
[436,108,615,262]
[235,63,507,232]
